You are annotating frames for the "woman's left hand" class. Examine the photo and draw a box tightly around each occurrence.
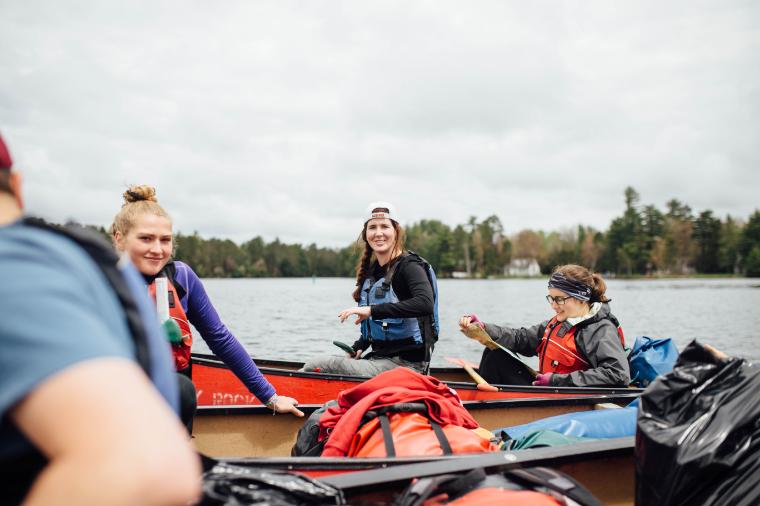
[338,306,371,325]
[273,395,304,417]
[532,373,553,387]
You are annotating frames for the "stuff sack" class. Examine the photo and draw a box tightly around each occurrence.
[628,335,678,387]
[318,368,483,457]
[393,466,602,506]
[347,403,497,457]
[636,340,760,505]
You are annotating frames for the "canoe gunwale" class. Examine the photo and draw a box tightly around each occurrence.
[319,437,635,492]
[195,393,639,417]
[216,436,634,474]
[191,352,643,397]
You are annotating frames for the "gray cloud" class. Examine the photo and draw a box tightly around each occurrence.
[1,0,758,248]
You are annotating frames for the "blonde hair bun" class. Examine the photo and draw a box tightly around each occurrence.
[111,184,170,241]
[123,185,158,205]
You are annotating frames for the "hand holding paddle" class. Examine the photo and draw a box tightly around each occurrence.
[459,313,538,379]
[333,340,362,359]
[459,314,497,349]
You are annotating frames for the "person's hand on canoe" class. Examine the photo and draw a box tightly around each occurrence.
[269,395,304,417]
[338,306,371,325]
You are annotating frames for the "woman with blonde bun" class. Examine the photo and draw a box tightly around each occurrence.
[111,185,303,429]
[460,264,630,387]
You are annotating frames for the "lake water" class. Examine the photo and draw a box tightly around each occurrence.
[192,277,760,368]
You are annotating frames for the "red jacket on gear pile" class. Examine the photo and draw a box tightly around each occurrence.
[319,368,480,457]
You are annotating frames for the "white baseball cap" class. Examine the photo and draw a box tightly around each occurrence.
[365,201,397,223]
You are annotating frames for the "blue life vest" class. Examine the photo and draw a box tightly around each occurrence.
[359,252,439,352]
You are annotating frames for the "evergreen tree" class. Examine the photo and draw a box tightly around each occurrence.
[718,216,742,274]
[693,210,721,273]
[739,211,760,275]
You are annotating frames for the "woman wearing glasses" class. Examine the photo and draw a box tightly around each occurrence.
[459,264,630,387]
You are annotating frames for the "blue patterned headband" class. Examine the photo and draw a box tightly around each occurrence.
[548,272,592,301]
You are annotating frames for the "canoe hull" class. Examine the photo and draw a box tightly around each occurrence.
[192,353,641,406]
[193,396,631,458]
[211,438,635,506]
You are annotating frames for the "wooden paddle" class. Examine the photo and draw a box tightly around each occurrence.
[444,357,499,392]
[461,323,538,379]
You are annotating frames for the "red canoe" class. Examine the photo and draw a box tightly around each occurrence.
[192,353,641,407]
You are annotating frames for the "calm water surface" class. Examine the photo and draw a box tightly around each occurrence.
[192,277,760,367]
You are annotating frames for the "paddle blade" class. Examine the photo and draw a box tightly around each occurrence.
[444,356,479,369]
[333,341,354,354]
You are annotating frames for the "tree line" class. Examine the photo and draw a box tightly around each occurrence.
[82,186,760,278]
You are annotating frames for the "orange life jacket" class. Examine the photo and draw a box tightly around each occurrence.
[148,276,192,371]
[536,316,625,375]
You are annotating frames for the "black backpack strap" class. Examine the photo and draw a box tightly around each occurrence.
[428,419,453,455]
[22,218,152,374]
[378,413,396,457]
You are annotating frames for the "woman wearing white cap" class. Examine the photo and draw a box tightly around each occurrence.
[302,202,439,376]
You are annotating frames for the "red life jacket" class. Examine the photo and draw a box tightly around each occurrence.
[536,316,625,375]
[148,275,192,371]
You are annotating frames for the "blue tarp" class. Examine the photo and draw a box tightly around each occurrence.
[496,404,638,441]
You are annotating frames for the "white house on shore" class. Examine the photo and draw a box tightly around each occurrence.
[505,258,541,277]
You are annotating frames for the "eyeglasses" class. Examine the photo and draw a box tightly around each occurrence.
[546,294,572,305]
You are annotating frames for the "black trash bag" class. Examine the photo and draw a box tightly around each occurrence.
[636,339,760,506]
[200,460,344,506]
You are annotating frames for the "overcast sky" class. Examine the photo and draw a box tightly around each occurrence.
[1,1,758,247]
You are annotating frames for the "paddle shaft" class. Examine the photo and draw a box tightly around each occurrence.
[462,364,498,391]
[461,363,487,385]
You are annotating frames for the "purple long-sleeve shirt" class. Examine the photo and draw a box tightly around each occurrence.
[171,261,275,403]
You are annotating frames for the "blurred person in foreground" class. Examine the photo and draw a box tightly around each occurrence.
[460,264,630,387]
[0,132,201,505]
